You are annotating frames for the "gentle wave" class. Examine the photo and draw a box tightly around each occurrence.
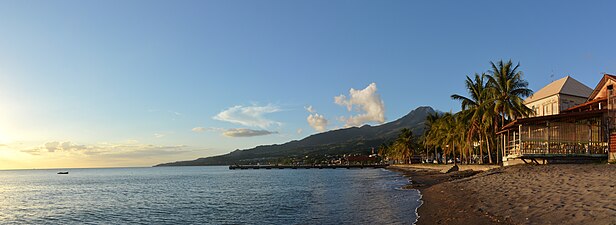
[0,166,421,225]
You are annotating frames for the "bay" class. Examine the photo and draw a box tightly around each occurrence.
[0,166,421,225]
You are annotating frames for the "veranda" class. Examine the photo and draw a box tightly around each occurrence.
[499,110,609,161]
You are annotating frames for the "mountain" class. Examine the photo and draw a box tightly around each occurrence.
[155,106,435,166]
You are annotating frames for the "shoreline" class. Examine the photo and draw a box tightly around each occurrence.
[389,164,616,225]
[388,165,505,225]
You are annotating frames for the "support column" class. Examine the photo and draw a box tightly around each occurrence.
[519,125,523,156]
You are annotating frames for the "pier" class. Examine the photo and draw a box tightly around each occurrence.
[228,164,389,170]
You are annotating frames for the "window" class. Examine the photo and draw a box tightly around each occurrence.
[532,106,536,116]
[553,103,558,114]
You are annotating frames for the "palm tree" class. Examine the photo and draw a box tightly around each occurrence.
[452,73,490,164]
[438,113,457,165]
[394,128,414,164]
[487,60,533,164]
[378,142,389,162]
[451,113,469,165]
[423,112,442,162]
[480,100,497,164]
[486,60,534,128]
[425,113,449,163]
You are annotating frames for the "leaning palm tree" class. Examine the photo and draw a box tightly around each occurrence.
[486,60,534,128]
[452,73,490,164]
[480,100,497,164]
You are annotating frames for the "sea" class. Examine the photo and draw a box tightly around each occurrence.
[0,166,422,225]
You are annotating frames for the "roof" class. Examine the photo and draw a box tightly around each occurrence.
[524,76,593,104]
[587,74,616,101]
[561,97,606,113]
[498,109,606,132]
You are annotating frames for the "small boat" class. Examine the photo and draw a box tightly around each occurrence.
[57,171,69,174]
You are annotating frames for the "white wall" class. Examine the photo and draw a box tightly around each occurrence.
[525,94,587,117]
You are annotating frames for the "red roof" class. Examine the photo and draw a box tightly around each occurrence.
[587,74,616,101]
[561,97,607,113]
[499,109,606,132]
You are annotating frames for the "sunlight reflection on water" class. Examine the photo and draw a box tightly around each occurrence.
[0,167,420,225]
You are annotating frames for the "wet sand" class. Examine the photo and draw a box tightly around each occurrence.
[391,164,616,225]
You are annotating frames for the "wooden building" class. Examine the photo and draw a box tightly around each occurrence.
[499,74,616,164]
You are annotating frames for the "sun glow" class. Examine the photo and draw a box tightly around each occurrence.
[0,130,12,144]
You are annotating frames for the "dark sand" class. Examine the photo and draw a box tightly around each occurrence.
[390,164,616,225]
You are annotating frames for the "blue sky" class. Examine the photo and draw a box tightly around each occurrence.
[1,0,615,169]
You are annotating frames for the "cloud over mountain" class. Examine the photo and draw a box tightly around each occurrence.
[334,82,385,127]
[307,113,328,132]
[213,104,281,129]
[304,105,329,132]
[223,128,277,137]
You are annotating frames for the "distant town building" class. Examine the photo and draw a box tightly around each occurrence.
[345,155,377,165]
[524,76,592,117]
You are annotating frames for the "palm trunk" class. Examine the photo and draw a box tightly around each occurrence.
[501,109,506,165]
[468,129,473,164]
[468,143,472,164]
[486,133,493,164]
[501,114,505,128]
[479,135,484,164]
[453,142,457,165]
[494,116,500,164]
[444,146,447,165]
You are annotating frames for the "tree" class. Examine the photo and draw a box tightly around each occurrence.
[487,60,534,128]
[487,60,533,164]
[423,60,534,165]
[394,128,414,164]
[423,112,443,162]
[451,73,490,164]
[439,113,457,164]
[424,113,449,163]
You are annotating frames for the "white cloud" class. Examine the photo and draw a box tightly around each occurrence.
[154,133,166,138]
[296,128,303,134]
[192,127,206,132]
[334,82,385,127]
[21,141,193,157]
[43,141,87,152]
[307,113,329,132]
[44,142,59,152]
[222,128,277,137]
[305,105,316,113]
[213,104,281,129]
[193,126,276,137]
[192,127,226,133]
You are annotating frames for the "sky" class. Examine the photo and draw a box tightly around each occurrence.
[1,0,615,169]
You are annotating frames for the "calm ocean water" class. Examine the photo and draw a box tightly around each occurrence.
[0,166,421,225]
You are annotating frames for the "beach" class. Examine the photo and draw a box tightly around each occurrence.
[391,164,616,225]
